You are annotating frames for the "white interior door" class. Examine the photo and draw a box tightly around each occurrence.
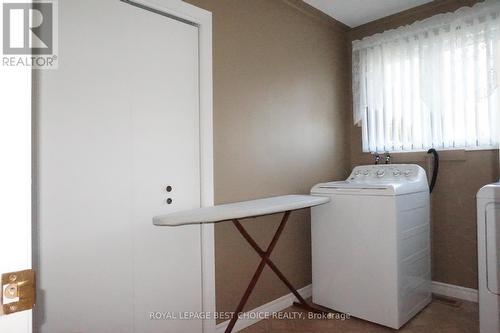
[0,61,32,333]
[36,1,204,332]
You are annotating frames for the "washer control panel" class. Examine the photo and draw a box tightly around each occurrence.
[349,164,425,183]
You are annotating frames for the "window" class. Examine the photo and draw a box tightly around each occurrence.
[352,0,500,153]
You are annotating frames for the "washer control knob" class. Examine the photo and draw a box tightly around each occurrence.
[354,170,361,176]
[376,170,385,178]
[363,170,370,176]
[404,170,411,177]
[393,170,401,176]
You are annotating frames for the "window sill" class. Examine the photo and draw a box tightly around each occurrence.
[365,146,498,154]
[363,147,498,163]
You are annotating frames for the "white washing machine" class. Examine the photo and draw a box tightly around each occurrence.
[311,164,431,329]
[477,183,500,333]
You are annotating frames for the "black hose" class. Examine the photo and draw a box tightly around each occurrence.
[427,148,439,193]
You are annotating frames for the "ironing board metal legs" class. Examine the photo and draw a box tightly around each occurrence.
[225,211,323,333]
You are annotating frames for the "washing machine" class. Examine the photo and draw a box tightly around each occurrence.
[311,164,431,329]
[477,183,500,333]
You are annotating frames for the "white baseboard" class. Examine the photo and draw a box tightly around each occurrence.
[431,281,478,303]
[215,284,312,333]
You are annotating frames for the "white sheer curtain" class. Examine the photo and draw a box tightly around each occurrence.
[352,0,500,153]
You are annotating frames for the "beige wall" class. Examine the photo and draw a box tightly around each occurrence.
[184,0,351,315]
[184,0,496,318]
[348,0,499,289]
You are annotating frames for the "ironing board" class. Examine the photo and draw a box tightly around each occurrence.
[153,194,330,333]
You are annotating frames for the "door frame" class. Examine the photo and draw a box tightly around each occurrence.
[124,1,215,332]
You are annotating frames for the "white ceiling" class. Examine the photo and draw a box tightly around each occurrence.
[303,0,433,28]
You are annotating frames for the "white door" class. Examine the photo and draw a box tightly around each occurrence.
[0,62,32,332]
[36,1,204,332]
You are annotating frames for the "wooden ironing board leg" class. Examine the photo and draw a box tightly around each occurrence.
[225,211,327,333]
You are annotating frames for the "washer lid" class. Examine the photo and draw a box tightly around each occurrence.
[318,181,391,190]
[311,164,429,196]
[312,181,396,195]
[477,182,500,199]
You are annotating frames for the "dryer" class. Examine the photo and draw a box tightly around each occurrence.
[477,183,500,333]
[311,164,431,329]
